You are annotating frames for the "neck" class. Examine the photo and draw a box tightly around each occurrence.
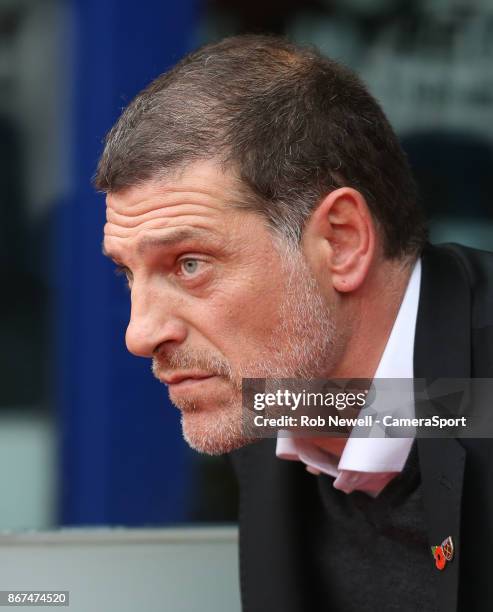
[313,257,414,457]
[332,257,413,378]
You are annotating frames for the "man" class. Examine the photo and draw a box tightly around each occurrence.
[95,35,493,612]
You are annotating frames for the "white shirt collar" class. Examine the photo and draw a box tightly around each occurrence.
[276,258,422,496]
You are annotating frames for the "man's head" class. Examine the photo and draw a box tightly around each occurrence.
[96,35,426,454]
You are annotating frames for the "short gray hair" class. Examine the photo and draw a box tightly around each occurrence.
[95,34,427,258]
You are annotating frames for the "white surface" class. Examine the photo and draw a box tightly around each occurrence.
[0,527,241,612]
[0,412,56,530]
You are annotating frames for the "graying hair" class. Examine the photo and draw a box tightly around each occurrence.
[95,35,427,258]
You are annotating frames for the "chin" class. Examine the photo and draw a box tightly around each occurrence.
[180,410,254,455]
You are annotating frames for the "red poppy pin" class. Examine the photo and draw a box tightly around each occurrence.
[431,536,454,570]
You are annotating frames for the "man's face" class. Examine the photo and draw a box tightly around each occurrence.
[103,161,344,454]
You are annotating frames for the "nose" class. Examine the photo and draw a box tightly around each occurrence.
[124,284,188,358]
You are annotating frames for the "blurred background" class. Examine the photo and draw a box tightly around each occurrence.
[0,0,492,532]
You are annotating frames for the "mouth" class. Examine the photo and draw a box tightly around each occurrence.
[160,372,217,391]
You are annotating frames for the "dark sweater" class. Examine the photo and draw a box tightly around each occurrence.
[312,443,439,612]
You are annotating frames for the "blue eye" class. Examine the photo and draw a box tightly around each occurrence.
[181,259,199,275]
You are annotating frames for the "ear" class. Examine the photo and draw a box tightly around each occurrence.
[302,187,376,293]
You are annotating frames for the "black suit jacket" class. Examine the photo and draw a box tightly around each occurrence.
[230,243,493,612]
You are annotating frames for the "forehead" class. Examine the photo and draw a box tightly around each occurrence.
[106,160,241,216]
[102,160,266,257]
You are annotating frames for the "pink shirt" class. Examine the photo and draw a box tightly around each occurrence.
[276,259,421,497]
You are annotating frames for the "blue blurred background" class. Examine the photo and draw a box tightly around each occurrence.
[0,0,492,530]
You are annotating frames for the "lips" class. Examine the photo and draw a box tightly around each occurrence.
[161,372,215,385]
[165,375,217,396]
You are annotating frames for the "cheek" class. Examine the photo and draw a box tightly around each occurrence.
[203,279,285,354]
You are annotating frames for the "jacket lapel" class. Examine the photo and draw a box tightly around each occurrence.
[414,244,470,612]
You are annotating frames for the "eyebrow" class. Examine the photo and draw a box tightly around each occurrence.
[102,227,217,262]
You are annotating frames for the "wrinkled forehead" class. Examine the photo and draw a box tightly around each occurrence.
[103,162,258,240]
[104,158,253,213]
[101,159,280,263]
